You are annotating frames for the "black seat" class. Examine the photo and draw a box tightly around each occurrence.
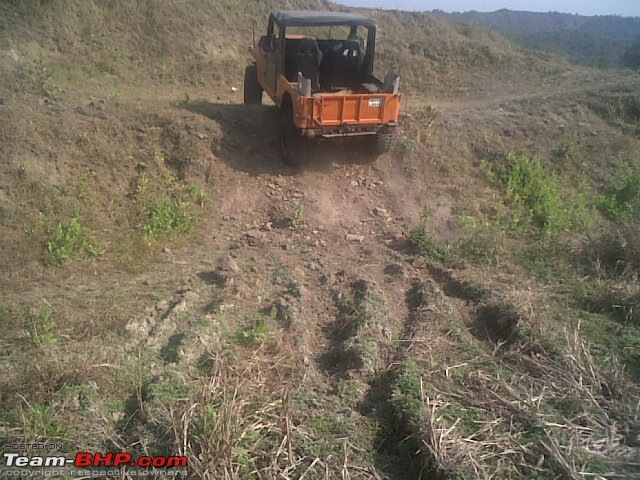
[330,40,363,89]
[292,37,323,92]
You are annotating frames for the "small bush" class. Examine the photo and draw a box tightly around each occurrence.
[46,218,104,265]
[231,322,268,346]
[26,308,60,347]
[600,160,640,221]
[290,200,305,230]
[142,196,194,241]
[136,172,206,243]
[409,224,447,261]
[495,152,565,234]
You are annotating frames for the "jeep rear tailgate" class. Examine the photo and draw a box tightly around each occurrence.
[306,94,400,127]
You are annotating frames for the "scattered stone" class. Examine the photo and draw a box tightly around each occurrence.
[163,247,173,255]
[308,261,320,271]
[219,303,235,312]
[217,255,239,272]
[261,222,273,231]
[412,257,427,268]
[320,272,335,286]
[373,206,388,217]
[350,180,359,187]
[346,234,365,243]
[89,97,105,109]
[136,162,149,173]
[206,269,230,287]
[245,229,264,239]
[173,299,188,315]
[155,300,169,311]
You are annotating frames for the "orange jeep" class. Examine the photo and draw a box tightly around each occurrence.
[245,10,401,165]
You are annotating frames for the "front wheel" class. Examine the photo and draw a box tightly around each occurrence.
[280,105,306,166]
[244,65,262,105]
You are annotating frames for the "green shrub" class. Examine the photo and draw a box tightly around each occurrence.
[26,308,60,347]
[600,160,640,220]
[490,152,596,236]
[136,172,206,242]
[495,152,565,234]
[141,196,194,241]
[46,217,104,265]
[231,322,268,346]
[409,224,447,260]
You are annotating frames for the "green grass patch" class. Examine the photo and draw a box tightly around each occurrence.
[136,172,206,243]
[577,310,640,379]
[389,359,425,424]
[409,223,449,261]
[599,158,640,221]
[26,308,60,347]
[231,321,268,347]
[46,217,104,265]
[490,152,594,235]
[331,280,390,374]
[20,403,67,440]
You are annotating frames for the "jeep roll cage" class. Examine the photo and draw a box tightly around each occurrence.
[262,10,378,81]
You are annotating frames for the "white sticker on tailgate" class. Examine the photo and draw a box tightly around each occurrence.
[368,98,383,107]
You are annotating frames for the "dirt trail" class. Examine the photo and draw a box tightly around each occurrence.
[10,68,636,329]
[3,66,640,478]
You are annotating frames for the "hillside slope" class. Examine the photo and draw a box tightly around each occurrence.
[1,1,640,479]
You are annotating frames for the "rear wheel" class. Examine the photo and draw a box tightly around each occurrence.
[371,132,394,157]
[280,100,306,166]
[243,65,262,105]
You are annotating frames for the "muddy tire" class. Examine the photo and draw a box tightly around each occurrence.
[280,100,306,166]
[244,65,262,105]
[372,132,394,157]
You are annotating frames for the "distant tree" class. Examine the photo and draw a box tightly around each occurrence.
[623,39,640,69]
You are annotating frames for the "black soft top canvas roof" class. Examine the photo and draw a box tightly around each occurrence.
[271,10,377,29]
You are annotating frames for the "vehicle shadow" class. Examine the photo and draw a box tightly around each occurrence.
[183,100,289,177]
[182,99,377,175]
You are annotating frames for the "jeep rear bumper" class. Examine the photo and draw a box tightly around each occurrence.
[302,122,397,139]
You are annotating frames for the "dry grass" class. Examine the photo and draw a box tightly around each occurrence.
[172,346,383,480]
[406,321,639,479]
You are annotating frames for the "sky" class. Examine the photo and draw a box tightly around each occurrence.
[337,0,640,17]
